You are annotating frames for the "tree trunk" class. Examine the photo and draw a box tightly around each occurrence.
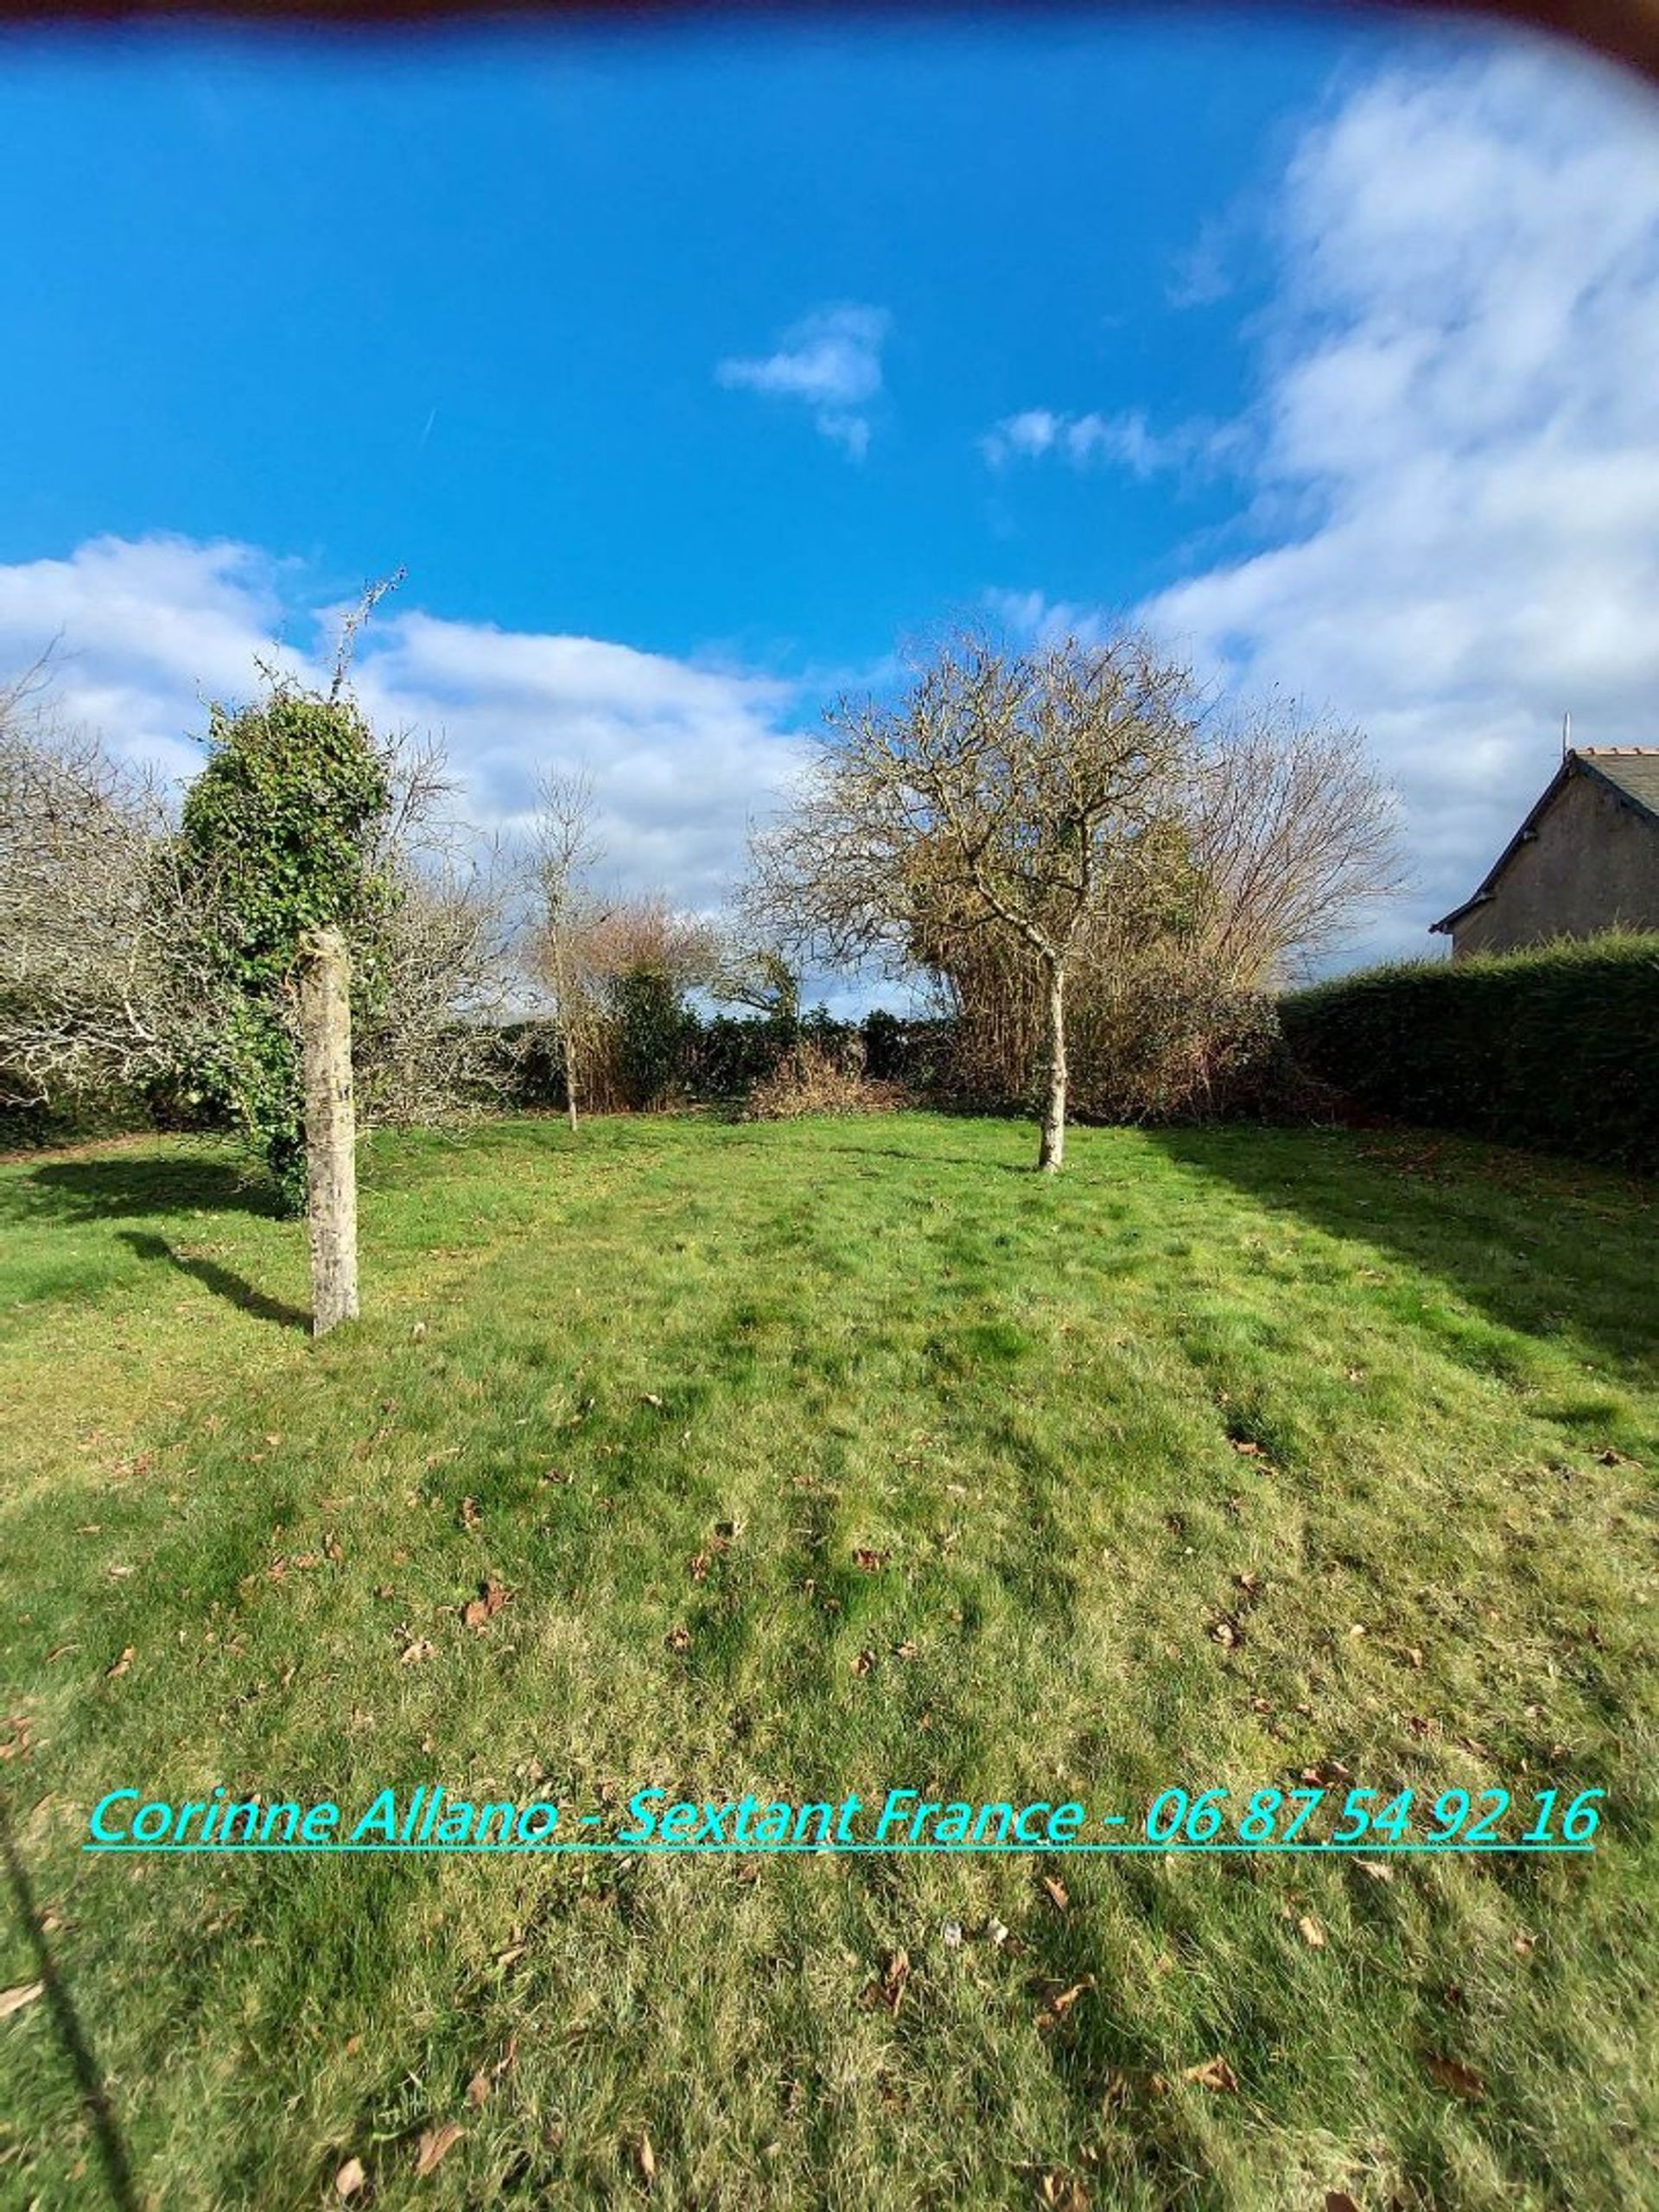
[296,926,359,1335]
[563,1023,579,1134]
[1038,957,1067,1174]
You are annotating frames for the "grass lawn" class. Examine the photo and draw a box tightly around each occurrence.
[1,1111,1655,2209]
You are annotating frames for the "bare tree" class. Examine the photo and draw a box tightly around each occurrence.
[0,680,228,1108]
[1,670,513,1135]
[578,893,722,1000]
[749,630,1198,1171]
[1185,698,1407,986]
[525,769,607,1130]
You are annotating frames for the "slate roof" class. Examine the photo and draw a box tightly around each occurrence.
[1581,747,1659,821]
[1430,747,1659,935]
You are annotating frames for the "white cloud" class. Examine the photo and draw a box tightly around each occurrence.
[999,44,1659,963]
[1166,217,1236,309]
[0,534,808,912]
[717,303,890,459]
[982,404,1242,480]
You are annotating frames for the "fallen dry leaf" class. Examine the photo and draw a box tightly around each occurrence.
[1297,1915,1326,1948]
[469,2033,518,2097]
[665,1624,691,1654]
[850,1648,876,1677]
[1354,1859,1395,1884]
[105,1647,134,1680]
[414,2122,465,2177]
[641,1393,664,1410]
[1425,2054,1486,2102]
[399,1637,435,1666]
[334,2156,366,2198]
[1035,1975,1095,2030]
[1038,2171,1090,2211]
[1040,1874,1070,1912]
[852,1548,888,1572]
[0,1982,45,2021]
[638,2131,658,2184]
[459,1497,481,1530]
[461,1580,512,1632]
[1513,1932,1535,1958]
[689,1552,711,1583]
[879,1948,911,2015]
[1182,2055,1240,2093]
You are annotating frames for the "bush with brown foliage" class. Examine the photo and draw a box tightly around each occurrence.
[741,1040,909,1122]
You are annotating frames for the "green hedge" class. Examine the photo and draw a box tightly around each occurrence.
[1281,932,1659,1173]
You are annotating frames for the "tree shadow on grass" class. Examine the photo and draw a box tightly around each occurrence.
[0,1154,283,1230]
[1147,1124,1659,1391]
[0,1796,137,2210]
[118,1232,310,1333]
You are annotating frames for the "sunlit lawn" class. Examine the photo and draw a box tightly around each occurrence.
[1,1112,1655,2209]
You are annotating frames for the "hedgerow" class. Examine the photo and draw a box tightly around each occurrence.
[1280,932,1659,1172]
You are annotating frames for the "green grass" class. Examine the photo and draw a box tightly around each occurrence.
[1,1112,1655,2209]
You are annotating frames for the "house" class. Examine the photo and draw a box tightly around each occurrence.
[1430,747,1659,959]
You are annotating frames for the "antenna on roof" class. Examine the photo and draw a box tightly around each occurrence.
[1562,710,1572,759]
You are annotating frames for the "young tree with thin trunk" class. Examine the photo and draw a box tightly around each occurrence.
[526,768,607,1131]
[748,630,1198,1173]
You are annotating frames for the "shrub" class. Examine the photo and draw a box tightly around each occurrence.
[741,1041,909,1122]
[1063,958,1293,1124]
[1280,932,1659,1173]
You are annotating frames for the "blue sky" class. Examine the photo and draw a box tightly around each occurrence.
[2,13,1657,969]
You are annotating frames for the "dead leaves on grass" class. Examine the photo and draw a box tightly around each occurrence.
[1037,2171,1091,2211]
[461,1579,512,1633]
[414,2122,465,2177]
[467,2033,518,2107]
[0,1982,44,2021]
[1425,2053,1487,2101]
[1181,2054,1241,2093]
[1033,1975,1094,2032]
[858,1948,912,2018]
